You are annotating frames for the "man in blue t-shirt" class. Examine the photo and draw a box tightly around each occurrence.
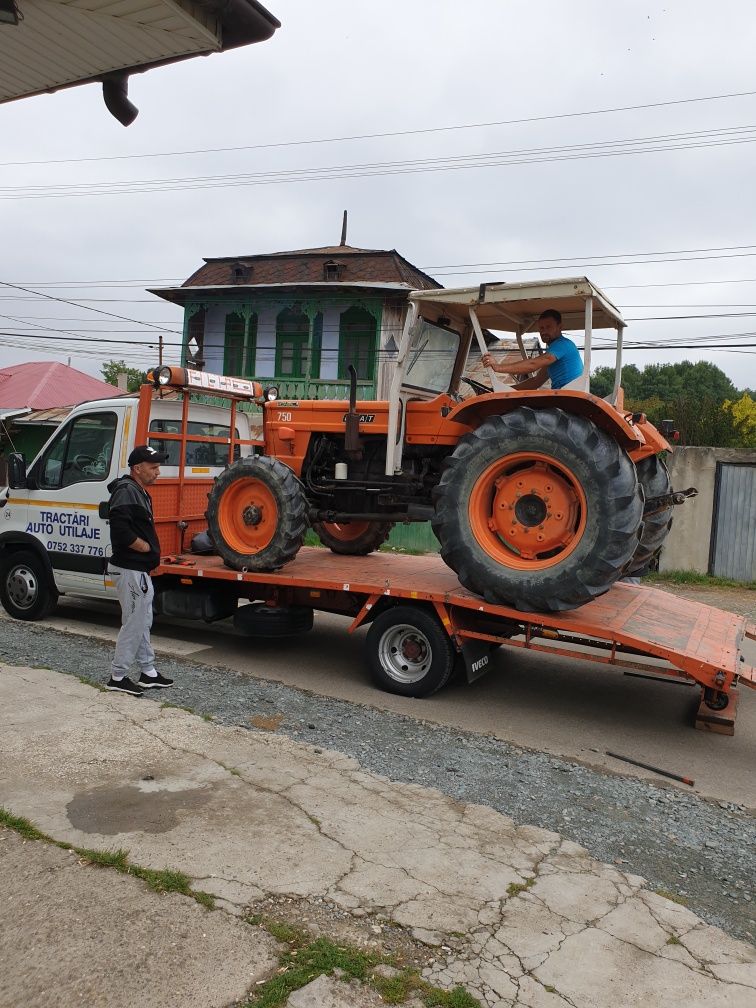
[482,308,583,390]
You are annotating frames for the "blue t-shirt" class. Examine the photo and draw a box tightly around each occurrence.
[546,334,582,389]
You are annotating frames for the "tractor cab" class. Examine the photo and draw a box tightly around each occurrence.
[385,276,628,476]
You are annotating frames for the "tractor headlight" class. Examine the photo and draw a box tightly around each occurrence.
[264,385,279,402]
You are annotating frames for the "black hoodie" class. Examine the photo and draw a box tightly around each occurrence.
[107,475,161,571]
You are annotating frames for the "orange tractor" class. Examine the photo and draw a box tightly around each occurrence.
[195,277,691,612]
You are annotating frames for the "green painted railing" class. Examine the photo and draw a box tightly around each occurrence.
[274,377,375,401]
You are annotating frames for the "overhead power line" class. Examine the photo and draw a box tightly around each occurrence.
[10,243,756,288]
[0,281,179,334]
[3,125,756,201]
[3,87,755,168]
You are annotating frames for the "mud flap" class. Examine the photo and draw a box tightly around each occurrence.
[459,638,494,684]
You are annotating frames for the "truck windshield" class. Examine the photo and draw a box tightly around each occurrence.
[403,319,460,394]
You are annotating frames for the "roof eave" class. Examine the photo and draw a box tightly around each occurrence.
[149,281,420,304]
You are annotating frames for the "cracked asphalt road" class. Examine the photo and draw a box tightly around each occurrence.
[0,617,753,948]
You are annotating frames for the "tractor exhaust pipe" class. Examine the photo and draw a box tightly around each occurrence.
[344,363,363,460]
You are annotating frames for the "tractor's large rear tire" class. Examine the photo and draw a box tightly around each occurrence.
[432,408,643,612]
[206,456,307,572]
[625,455,673,576]
[312,520,394,556]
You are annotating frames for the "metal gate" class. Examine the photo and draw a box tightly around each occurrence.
[709,462,756,581]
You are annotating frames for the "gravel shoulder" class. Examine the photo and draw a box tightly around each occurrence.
[1,617,753,947]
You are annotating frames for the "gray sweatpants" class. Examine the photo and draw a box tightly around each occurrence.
[109,565,155,679]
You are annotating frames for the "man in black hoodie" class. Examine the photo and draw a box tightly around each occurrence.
[105,445,173,696]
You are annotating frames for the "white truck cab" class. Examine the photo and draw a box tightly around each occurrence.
[0,391,258,619]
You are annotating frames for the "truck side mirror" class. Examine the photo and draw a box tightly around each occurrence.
[98,501,110,519]
[7,452,27,489]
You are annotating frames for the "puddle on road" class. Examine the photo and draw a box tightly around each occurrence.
[67,779,212,835]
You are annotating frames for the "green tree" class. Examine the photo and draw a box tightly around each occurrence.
[723,393,756,448]
[591,360,737,404]
[101,360,147,393]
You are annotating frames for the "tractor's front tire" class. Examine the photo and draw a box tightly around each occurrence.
[432,408,643,612]
[625,455,673,576]
[206,457,307,572]
[312,520,394,556]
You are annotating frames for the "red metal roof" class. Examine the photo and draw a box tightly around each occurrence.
[0,362,121,410]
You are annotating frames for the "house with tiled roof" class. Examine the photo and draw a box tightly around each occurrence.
[149,240,441,399]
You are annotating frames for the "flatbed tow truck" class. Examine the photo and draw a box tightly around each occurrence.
[2,365,754,734]
[156,546,755,736]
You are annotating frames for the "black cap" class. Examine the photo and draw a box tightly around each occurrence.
[128,444,169,466]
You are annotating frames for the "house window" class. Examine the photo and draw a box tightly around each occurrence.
[231,263,251,282]
[222,312,257,377]
[186,308,206,367]
[338,306,377,382]
[224,313,245,376]
[323,260,343,281]
[275,307,310,378]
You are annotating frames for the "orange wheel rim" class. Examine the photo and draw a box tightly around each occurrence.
[468,452,587,571]
[218,478,278,554]
[321,520,371,542]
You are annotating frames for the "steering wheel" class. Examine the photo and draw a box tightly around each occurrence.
[461,376,494,395]
[73,453,96,469]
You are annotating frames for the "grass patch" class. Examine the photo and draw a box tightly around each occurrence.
[303,528,430,557]
[161,701,212,722]
[653,887,689,907]
[666,934,682,946]
[645,570,755,590]
[0,808,50,842]
[77,674,106,692]
[0,807,214,910]
[543,986,558,994]
[240,915,481,1008]
[77,846,129,871]
[506,876,535,897]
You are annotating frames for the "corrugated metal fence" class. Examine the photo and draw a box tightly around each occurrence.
[710,463,756,581]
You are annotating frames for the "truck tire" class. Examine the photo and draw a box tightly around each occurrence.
[366,605,455,698]
[432,408,643,612]
[0,549,58,621]
[206,456,307,572]
[312,520,394,556]
[625,455,673,576]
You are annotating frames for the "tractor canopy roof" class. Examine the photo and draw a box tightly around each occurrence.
[408,276,625,333]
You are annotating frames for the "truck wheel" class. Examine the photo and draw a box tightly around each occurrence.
[206,456,308,572]
[0,550,58,621]
[625,455,673,575]
[312,520,394,556]
[432,408,643,612]
[366,605,455,698]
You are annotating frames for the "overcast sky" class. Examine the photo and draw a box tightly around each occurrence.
[2,0,756,390]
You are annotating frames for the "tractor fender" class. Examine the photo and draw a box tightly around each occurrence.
[446,390,642,450]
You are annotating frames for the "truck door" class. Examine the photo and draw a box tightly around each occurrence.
[28,409,120,595]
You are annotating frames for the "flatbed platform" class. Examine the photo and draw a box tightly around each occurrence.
[157,548,755,731]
